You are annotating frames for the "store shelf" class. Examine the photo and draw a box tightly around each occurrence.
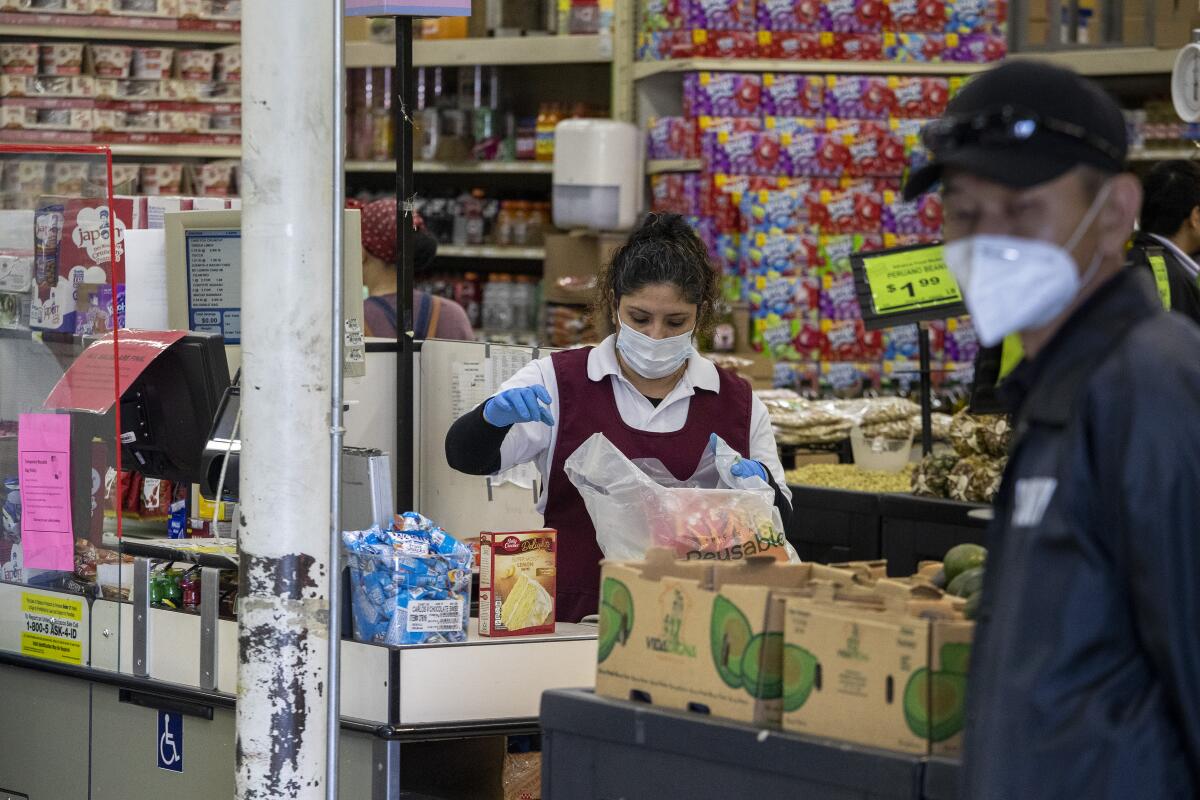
[646,158,703,174]
[0,19,239,45]
[633,58,991,80]
[632,47,1182,79]
[437,244,545,260]
[347,34,614,68]
[1128,147,1200,162]
[1006,46,1179,76]
[347,160,554,175]
[106,143,241,158]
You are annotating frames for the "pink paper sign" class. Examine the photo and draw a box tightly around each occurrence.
[18,413,73,571]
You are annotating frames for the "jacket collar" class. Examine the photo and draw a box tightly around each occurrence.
[1001,269,1160,426]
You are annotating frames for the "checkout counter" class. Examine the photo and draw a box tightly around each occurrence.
[0,336,597,799]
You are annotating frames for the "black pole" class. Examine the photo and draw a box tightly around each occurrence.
[917,322,934,457]
[395,18,415,511]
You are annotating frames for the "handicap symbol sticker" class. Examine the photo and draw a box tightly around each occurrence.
[158,711,183,773]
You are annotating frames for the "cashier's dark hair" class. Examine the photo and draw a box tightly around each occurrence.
[596,213,719,337]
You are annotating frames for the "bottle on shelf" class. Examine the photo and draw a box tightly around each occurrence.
[371,68,394,162]
[483,273,516,332]
[350,68,375,161]
[535,103,562,163]
[495,200,516,246]
[465,188,486,246]
[457,272,483,329]
[525,201,548,247]
[511,200,531,246]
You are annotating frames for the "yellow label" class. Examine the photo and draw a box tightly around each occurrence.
[693,29,708,44]
[781,132,793,145]
[998,333,1025,381]
[1149,254,1172,309]
[21,592,83,665]
[820,31,834,46]
[884,32,897,46]
[946,33,959,46]
[718,130,730,143]
[863,245,963,315]
[197,495,228,521]
[887,75,900,88]
[700,71,711,85]
[826,75,837,87]
[758,30,772,46]
[763,72,775,86]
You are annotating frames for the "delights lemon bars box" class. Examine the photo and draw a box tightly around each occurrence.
[479,530,557,637]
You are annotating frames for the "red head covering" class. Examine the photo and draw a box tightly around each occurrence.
[360,197,398,263]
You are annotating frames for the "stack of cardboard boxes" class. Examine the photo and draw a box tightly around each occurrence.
[596,549,973,757]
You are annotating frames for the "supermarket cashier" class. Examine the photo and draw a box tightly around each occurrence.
[445,213,793,622]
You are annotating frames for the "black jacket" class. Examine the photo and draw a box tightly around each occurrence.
[962,269,1200,800]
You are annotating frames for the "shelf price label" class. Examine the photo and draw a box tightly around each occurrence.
[21,592,83,666]
[863,245,962,315]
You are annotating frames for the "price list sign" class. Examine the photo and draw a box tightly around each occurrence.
[851,243,967,330]
[184,229,242,344]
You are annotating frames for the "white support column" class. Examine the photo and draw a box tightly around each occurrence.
[236,0,334,797]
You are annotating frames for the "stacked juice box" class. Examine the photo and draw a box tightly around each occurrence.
[649,70,981,394]
[637,0,1006,63]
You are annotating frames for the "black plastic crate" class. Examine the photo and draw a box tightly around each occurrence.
[541,689,926,800]
[878,495,989,577]
[922,757,961,800]
[788,485,883,563]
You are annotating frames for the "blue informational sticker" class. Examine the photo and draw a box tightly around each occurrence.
[158,711,183,773]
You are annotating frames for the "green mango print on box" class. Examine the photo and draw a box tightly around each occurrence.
[782,644,819,712]
[710,595,753,689]
[598,603,623,663]
[903,668,967,742]
[741,632,784,700]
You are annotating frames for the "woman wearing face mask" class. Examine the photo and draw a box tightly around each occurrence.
[444,213,792,622]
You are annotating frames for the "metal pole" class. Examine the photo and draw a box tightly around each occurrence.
[918,323,934,457]
[396,18,416,512]
[237,0,333,796]
[326,0,347,795]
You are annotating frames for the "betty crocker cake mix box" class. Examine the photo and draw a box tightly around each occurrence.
[479,530,557,637]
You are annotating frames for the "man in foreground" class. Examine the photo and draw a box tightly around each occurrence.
[904,61,1200,798]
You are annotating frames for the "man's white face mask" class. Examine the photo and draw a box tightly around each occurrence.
[944,181,1113,347]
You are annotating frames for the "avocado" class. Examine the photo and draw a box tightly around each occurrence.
[946,566,985,598]
[904,669,968,742]
[741,633,784,700]
[943,543,987,584]
[601,577,634,644]
[597,602,623,663]
[963,591,981,621]
[939,642,972,675]
[710,595,754,689]
[782,644,819,712]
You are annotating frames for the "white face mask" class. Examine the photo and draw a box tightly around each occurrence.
[616,322,694,379]
[944,182,1113,348]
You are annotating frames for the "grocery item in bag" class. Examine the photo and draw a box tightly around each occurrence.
[565,433,798,563]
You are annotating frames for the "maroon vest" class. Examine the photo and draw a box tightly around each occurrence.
[545,347,752,622]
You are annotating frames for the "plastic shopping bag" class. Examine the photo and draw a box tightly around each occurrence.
[564,433,799,563]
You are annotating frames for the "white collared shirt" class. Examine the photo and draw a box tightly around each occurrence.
[1149,233,1200,280]
[494,334,790,514]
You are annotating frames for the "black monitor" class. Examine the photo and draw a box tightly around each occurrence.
[119,332,230,484]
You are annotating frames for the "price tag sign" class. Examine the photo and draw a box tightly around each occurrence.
[851,243,967,330]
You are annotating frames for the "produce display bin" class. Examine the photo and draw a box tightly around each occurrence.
[787,485,883,563]
[879,495,990,576]
[541,688,927,800]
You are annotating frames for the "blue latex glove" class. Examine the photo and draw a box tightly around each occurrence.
[730,458,769,482]
[483,385,555,428]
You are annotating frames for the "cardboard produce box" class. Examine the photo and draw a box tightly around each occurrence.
[781,579,973,756]
[596,550,858,728]
[542,230,625,306]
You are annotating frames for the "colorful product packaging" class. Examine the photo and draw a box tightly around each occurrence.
[825,75,896,119]
[828,0,890,31]
[31,196,138,333]
[757,0,829,30]
[683,72,763,118]
[692,30,760,58]
[883,190,944,236]
[887,0,947,31]
[688,0,757,30]
[479,529,557,637]
[757,30,830,59]
[762,73,826,118]
[647,116,700,160]
[744,231,823,274]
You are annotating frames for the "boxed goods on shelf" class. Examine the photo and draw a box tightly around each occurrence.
[543,230,624,304]
[478,529,557,637]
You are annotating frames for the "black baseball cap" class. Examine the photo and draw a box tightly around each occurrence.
[903,60,1128,200]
